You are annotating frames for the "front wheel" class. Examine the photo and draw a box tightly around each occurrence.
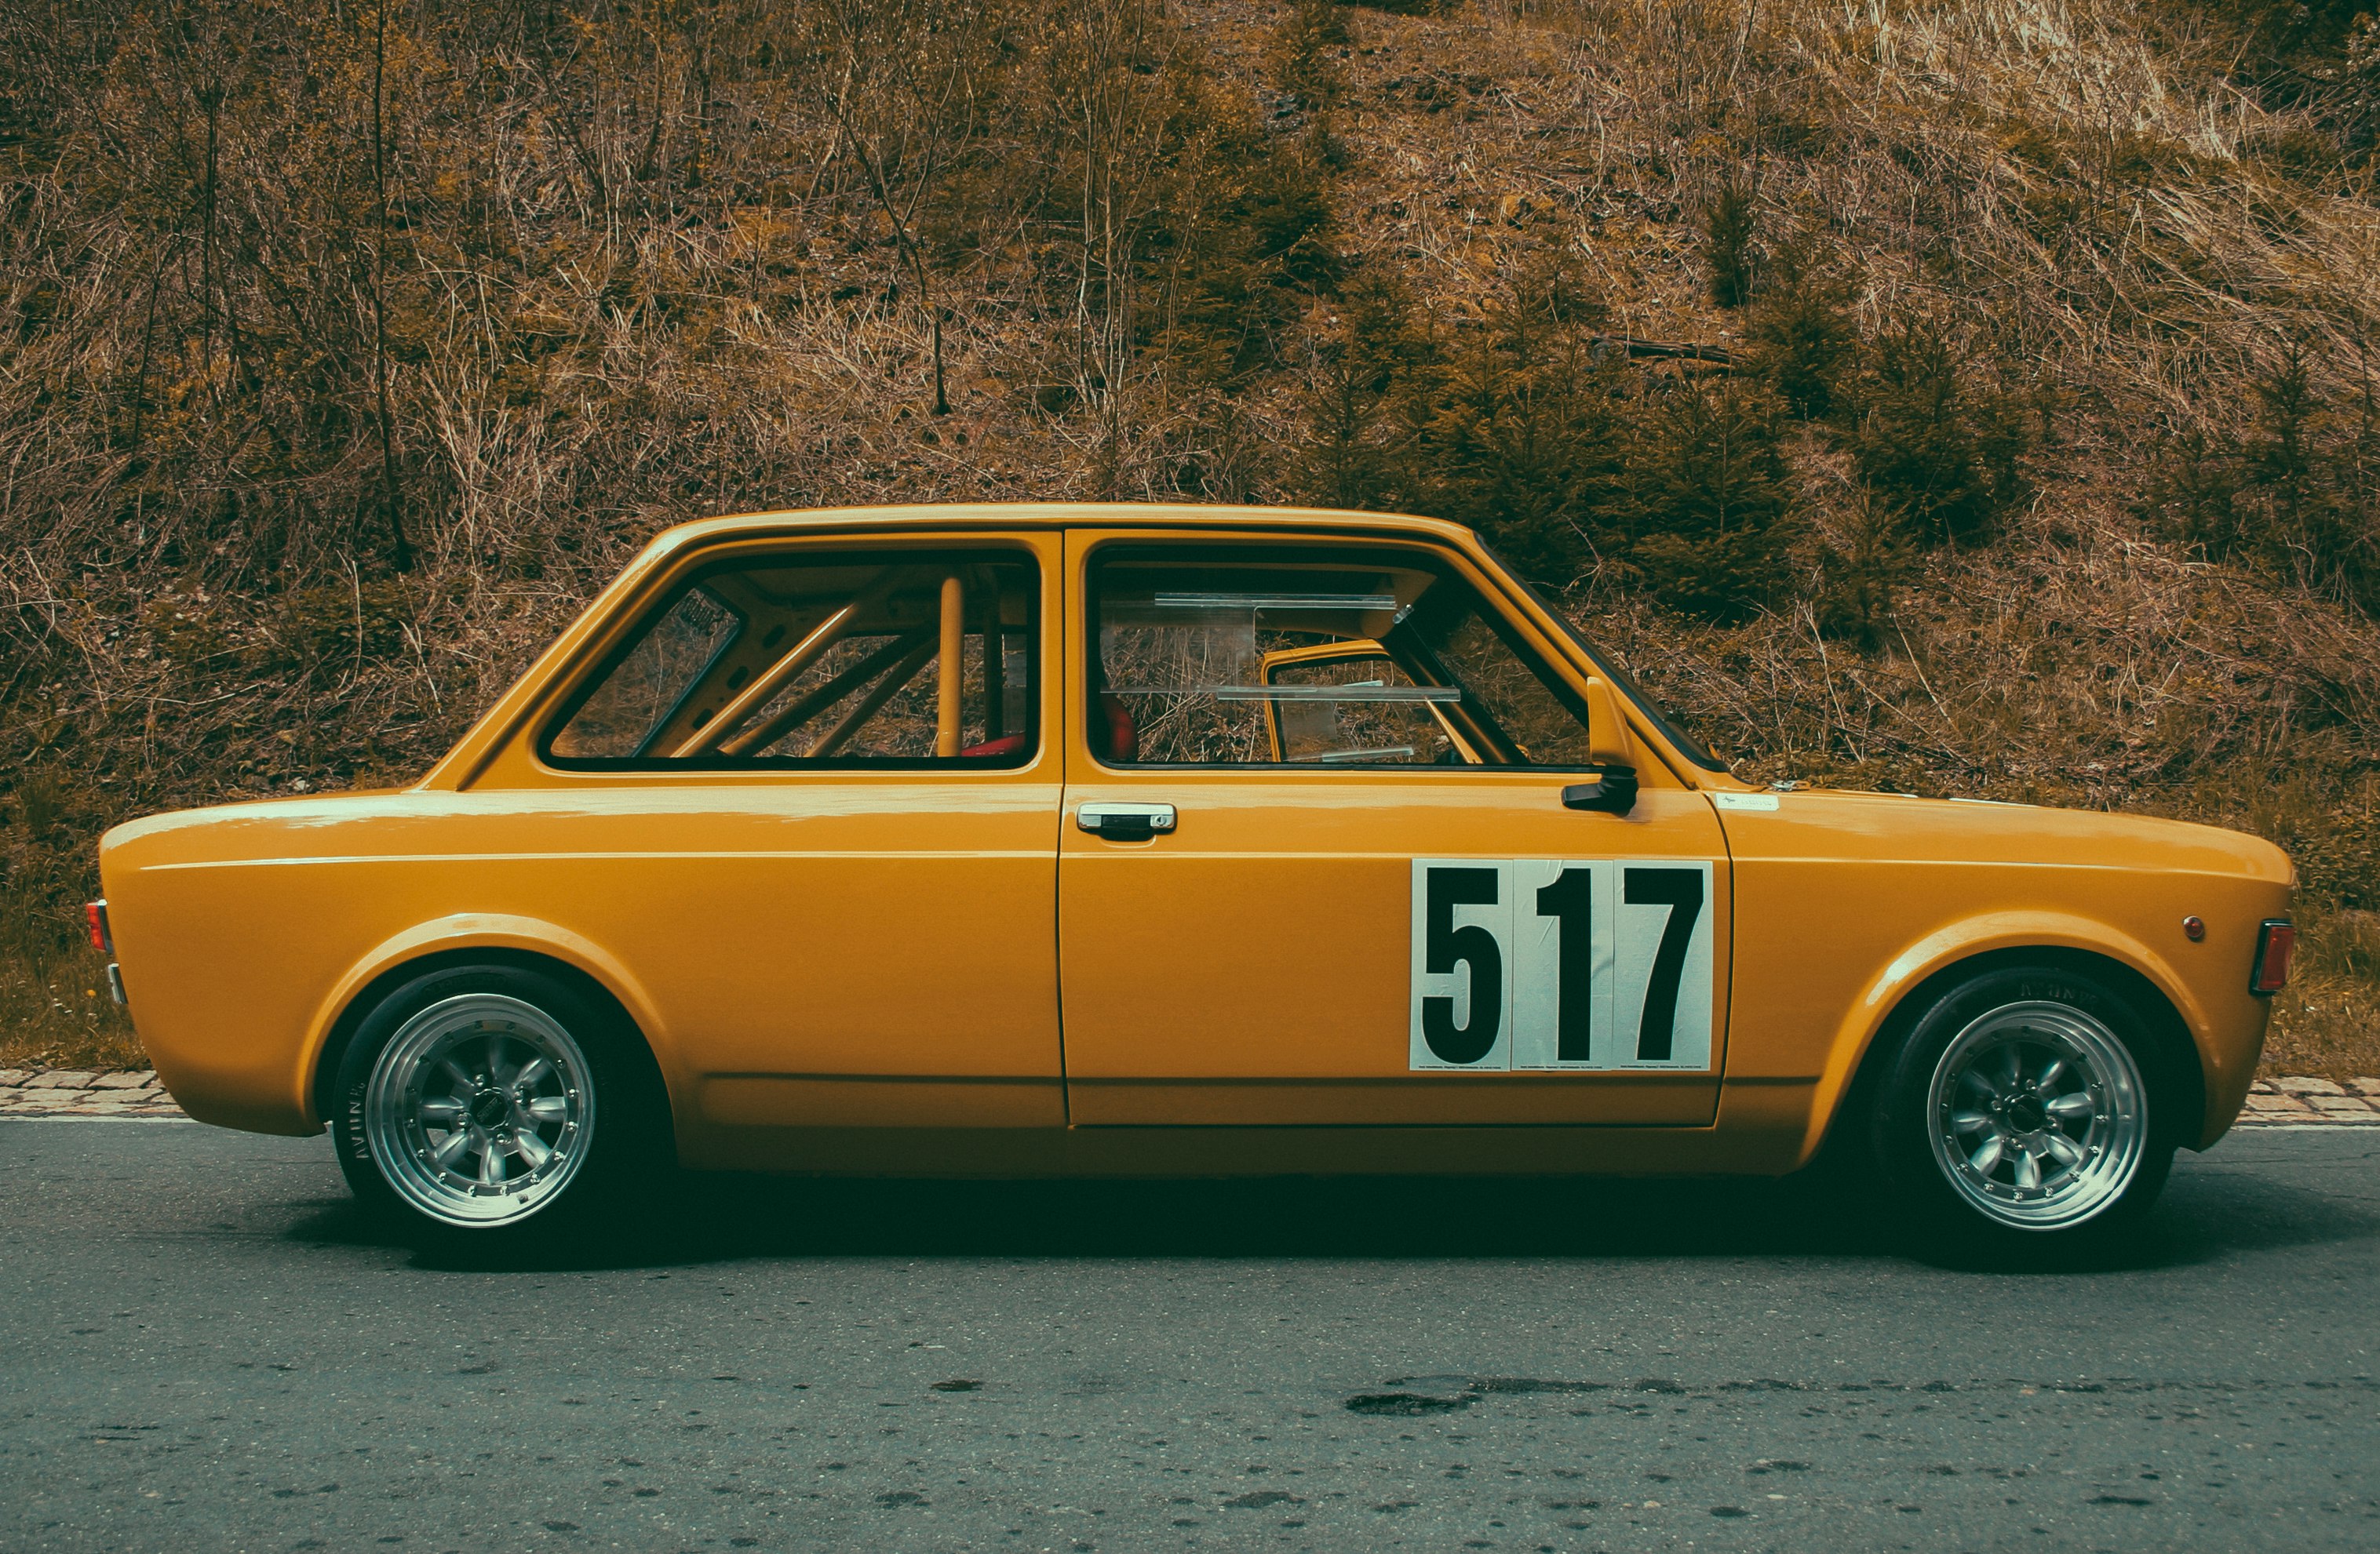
[329,963,663,1246]
[1867,963,2181,1256]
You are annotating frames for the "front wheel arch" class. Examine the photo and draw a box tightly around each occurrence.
[309,946,673,1162]
[1816,946,2203,1168]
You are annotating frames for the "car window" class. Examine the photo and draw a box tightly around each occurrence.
[1088,547,1601,768]
[547,549,1037,767]
[1267,650,1467,765]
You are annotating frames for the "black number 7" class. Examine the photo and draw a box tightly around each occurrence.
[1622,867,1704,1061]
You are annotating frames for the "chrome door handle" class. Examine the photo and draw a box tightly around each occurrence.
[1077,802,1177,841]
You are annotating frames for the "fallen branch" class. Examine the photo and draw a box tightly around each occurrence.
[1593,335,1736,366]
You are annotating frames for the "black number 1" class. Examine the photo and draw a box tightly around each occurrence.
[1622,867,1704,1061]
[1534,868,1595,1061]
[1422,867,1503,1065]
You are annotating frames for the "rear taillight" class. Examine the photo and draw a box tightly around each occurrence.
[85,900,111,955]
[2250,919,2295,995]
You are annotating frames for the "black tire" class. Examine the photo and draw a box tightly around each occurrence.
[1865,961,2183,1261]
[328,963,669,1248]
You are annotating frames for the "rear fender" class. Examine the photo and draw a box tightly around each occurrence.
[297,914,682,1132]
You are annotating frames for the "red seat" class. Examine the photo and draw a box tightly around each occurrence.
[1099,693,1137,762]
[959,733,1029,759]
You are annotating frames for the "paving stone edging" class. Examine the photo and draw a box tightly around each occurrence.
[5,1068,2378,1124]
[0,1068,187,1116]
[2241,1075,2380,1123]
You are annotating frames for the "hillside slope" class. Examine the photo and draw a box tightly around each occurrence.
[1,0,2374,1074]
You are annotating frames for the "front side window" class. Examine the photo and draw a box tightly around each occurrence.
[548,549,1037,767]
[1088,547,1600,768]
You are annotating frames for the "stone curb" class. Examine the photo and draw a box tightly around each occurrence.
[3,1069,2378,1125]
[2239,1076,2380,1124]
[0,1068,186,1118]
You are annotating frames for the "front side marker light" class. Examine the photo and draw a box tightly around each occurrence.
[2250,919,2295,995]
[86,900,112,955]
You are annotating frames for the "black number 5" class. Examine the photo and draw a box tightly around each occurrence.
[1622,867,1704,1061]
[1423,867,1503,1065]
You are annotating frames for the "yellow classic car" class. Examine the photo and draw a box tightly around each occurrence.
[93,504,2296,1250]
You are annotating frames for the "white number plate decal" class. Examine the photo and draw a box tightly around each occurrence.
[1409,859,1715,1072]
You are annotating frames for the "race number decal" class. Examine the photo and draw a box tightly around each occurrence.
[1409,859,1714,1072]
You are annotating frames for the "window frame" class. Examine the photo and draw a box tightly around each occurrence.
[1081,538,1616,775]
[536,542,1045,773]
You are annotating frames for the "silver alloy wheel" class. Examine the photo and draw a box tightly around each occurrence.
[1926,999,2148,1231]
[364,993,596,1227]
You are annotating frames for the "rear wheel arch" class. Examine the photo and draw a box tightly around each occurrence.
[1817,945,2203,1163]
[308,947,673,1151]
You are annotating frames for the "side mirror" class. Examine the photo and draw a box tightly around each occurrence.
[1581,675,1636,771]
[1562,678,1639,814]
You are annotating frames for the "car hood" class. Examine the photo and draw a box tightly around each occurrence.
[1715,787,2294,886]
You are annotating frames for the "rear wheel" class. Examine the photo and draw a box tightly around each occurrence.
[329,964,664,1246]
[1868,963,2181,1256]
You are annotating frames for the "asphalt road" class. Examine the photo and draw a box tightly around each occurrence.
[2,1121,2375,1553]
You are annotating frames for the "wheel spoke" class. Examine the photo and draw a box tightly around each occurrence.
[432,1129,472,1168]
[440,1058,474,1093]
[2044,1093,2096,1120]
[2014,1146,2043,1192]
[1950,1110,1994,1134]
[2042,1131,2085,1168]
[1959,1066,2002,1100]
[512,1057,552,1092]
[476,1130,504,1186]
[2035,1056,2067,1089]
[525,1096,567,1122]
[419,1098,465,1123]
[1968,1134,2005,1175]
[509,1128,553,1169]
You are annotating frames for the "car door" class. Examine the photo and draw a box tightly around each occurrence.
[1057,527,1731,1126]
[460,530,1065,1147]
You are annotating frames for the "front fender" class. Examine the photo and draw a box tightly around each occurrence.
[1799,911,2217,1163]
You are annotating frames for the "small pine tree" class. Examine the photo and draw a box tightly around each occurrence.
[1146,87,1340,392]
[1811,493,1910,646]
[1704,177,1759,309]
[1842,315,2031,546]
[1743,269,1853,418]
[2139,344,2380,610]
[1296,271,1434,511]
[1405,255,1627,586]
[1620,379,1799,622]
[1268,0,1349,110]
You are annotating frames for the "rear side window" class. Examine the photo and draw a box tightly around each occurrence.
[546,550,1037,768]
[1088,546,1600,768]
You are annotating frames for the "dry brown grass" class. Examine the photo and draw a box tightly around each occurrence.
[0,944,140,1073]
[2,0,2374,1076]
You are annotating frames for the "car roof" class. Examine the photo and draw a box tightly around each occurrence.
[646,502,1483,554]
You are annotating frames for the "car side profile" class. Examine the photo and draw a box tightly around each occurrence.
[93,504,2296,1250]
